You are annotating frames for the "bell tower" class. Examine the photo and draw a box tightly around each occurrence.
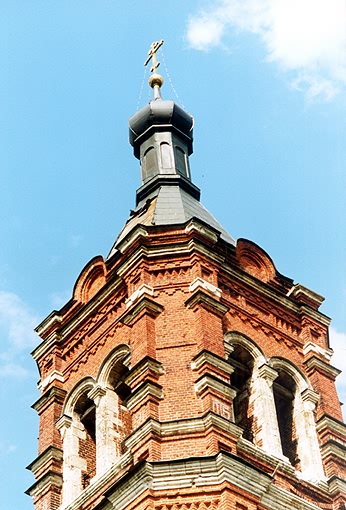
[27,42,346,510]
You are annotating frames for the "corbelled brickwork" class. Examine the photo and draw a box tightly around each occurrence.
[27,57,346,510]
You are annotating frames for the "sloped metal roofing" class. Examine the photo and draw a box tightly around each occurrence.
[107,185,235,259]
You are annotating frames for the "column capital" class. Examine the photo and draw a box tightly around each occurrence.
[88,385,107,406]
[257,364,278,387]
[301,388,319,411]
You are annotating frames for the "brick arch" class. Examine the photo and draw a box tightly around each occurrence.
[269,356,312,392]
[57,376,97,506]
[269,356,324,480]
[63,376,96,417]
[224,331,267,367]
[236,239,276,283]
[97,344,131,388]
[73,256,106,304]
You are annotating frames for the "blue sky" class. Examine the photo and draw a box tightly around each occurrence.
[1,1,345,508]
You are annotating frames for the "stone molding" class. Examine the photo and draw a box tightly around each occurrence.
[320,439,346,461]
[87,384,107,406]
[287,283,325,309]
[185,289,229,316]
[316,415,346,437]
[25,470,63,498]
[194,374,236,400]
[191,350,234,375]
[26,446,63,474]
[327,475,346,496]
[125,381,163,411]
[124,356,165,387]
[303,341,333,361]
[125,283,155,308]
[102,452,325,510]
[257,364,279,387]
[121,296,164,326]
[39,370,64,391]
[185,219,220,244]
[303,356,341,379]
[32,386,67,413]
[189,277,222,298]
[124,413,243,452]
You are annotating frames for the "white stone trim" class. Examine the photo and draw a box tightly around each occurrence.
[303,341,333,361]
[125,284,154,309]
[270,357,325,481]
[251,364,284,459]
[39,370,64,391]
[189,277,222,298]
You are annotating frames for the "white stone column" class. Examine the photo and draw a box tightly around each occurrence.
[250,364,284,458]
[56,414,86,508]
[294,388,325,480]
[88,385,120,478]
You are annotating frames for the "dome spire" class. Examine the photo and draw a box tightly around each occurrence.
[144,39,164,99]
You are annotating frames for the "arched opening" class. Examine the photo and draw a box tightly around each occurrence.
[228,345,254,442]
[160,141,172,169]
[107,359,131,457]
[94,346,132,475]
[273,371,299,468]
[270,357,325,479]
[74,393,96,488]
[175,146,188,177]
[142,146,156,182]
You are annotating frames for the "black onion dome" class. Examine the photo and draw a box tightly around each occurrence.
[129,99,193,158]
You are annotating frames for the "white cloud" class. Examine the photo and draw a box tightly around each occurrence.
[0,291,39,378]
[186,0,346,100]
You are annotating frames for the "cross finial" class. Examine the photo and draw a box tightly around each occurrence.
[144,39,164,72]
[144,40,164,98]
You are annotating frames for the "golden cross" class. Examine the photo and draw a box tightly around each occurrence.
[144,39,164,73]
